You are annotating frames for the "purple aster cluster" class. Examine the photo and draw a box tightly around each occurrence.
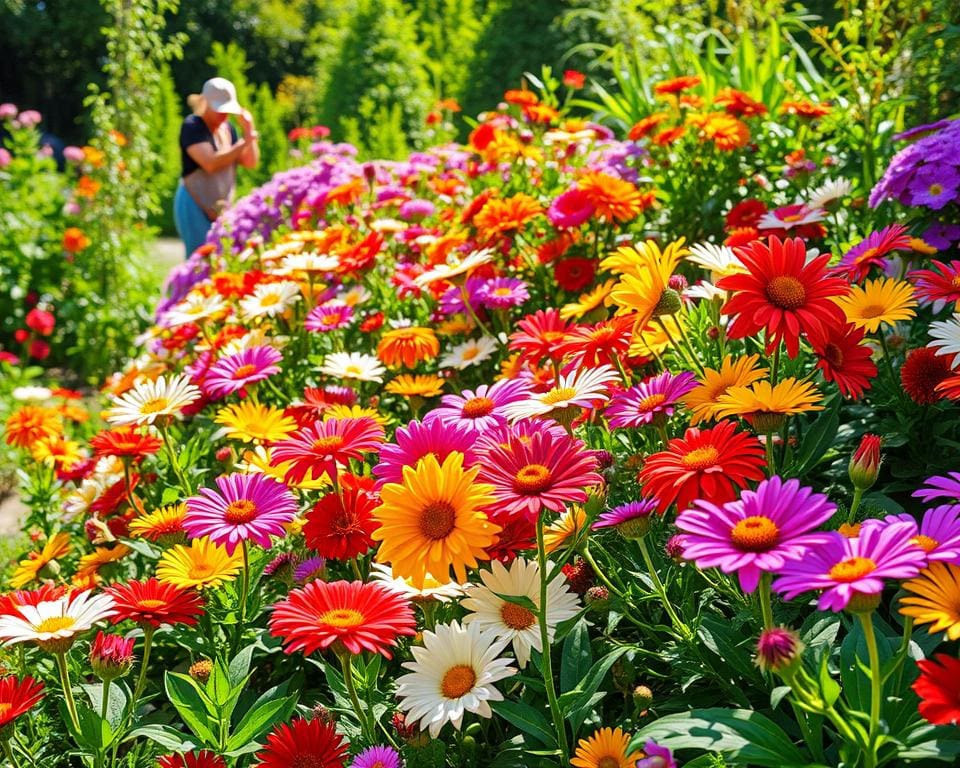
[870,119,960,212]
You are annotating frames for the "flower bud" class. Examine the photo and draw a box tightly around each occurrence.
[585,585,610,610]
[653,288,682,317]
[310,704,335,724]
[189,659,213,684]
[90,631,134,682]
[665,534,687,561]
[755,626,804,673]
[633,684,654,711]
[849,434,882,491]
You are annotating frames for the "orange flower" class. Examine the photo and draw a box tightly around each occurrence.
[713,88,767,117]
[325,178,365,207]
[82,146,104,167]
[62,227,91,253]
[628,113,668,140]
[577,171,644,223]
[75,175,100,199]
[504,89,539,106]
[435,98,461,112]
[4,406,63,449]
[652,126,686,146]
[376,327,440,368]
[523,103,558,124]
[474,193,543,237]
[687,112,750,151]
[780,100,831,118]
[654,75,701,95]
[109,129,128,146]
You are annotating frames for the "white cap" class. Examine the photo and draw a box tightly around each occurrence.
[200,77,242,115]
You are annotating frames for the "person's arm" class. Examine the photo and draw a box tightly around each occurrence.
[185,137,250,174]
[236,109,260,169]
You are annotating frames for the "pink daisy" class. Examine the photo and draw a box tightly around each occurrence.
[271,417,386,485]
[831,224,912,282]
[909,260,960,309]
[184,473,298,554]
[472,419,569,460]
[203,346,283,399]
[478,426,601,520]
[547,187,596,229]
[305,301,354,332]
[372,418,478,488]
[914,473,960,505]
[476,278,529,310]
[424,378,531,432]
[605,371,698,428]
[772,520,925,612]
[862,505,960,564]
[675,476,836,593]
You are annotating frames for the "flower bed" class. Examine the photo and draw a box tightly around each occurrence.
[2,82,960,767]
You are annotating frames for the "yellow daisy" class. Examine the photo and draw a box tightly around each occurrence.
[571,727,643,768]
[129,503,187,544]
[436,316,476,336]
[835,277,917,334]
[544,505,588,554]
[76,544,131,581]
[384,374,445,398]
[238,446,329,491]
[372,453,500,588]
[30,435,84,470]
[714,377,824,431]
[156,537,244,590]
[560,280,616,322]
[9,532,72,588]
[605,239,688,331]
[684,354,769,424]
[900,562,960,641]
[214,401,298,444]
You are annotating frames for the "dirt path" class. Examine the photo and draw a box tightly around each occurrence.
[0,493,27,536]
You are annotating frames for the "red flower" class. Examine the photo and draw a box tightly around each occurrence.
[555,316,634,367]
[913,654,960,725]
[725,200,767,231]
[0,584,68,616]
[106,578,204,628]
[555,257,597,292]
[25,308,55,336]
[28,340,50,360]
[89,428,162,460]
[508,309,572,365]
[563,69,586,89]
[270,417,385,485]
[910,259,960,306]
[158,752,226,768]
[724,226,760,247]
[0,676,44,729]
[718,236,848,358]
[713,88,767,117]
[639,421,767,512]
[359,311,385,333]
[808,322,877,399]
[269,580,416,658]
[303,478,378,560]
[901,347,950,405]
[254,718,349,768]
[654,75,701,95]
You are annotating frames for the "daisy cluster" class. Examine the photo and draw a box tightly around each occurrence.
[2,81,960,768]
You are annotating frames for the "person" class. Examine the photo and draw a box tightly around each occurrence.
[174,77,259,257]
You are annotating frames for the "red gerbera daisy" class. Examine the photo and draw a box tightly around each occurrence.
[554,257,597,292]
[808,322,878,399]
[0,584,69,616]
[270,417,385,485]
[555,316,634,367]
[910,259,960,307]
[158,751,227,768]
[725,199,767,231]
[724,226,760,247]
[254,718,349,768]
[268,580,416,658]
[89,428,162,461]
[106,578,204,628]
[901,347,951,405]
[478,427,601,520]
[0,675,44,729]
[718,236,849,358]
[913,654,960,726]
[639,421,767,512]
[303,476,378,560]
[508,309,572,365]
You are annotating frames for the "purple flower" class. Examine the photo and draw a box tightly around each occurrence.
[63,146,85,163]
[862,505,960,564]
[372,418,478,488]
[895,119,954,141]
[294,556,327,584]
[772,520,925,612]
[476,277,529,310]
[914,472,960,505]
[636,741,676,768]
[438,277,485,316]
[755,627,804,673]
[547,187,595,228]
[203,346,283,399]
[305,301,354,332]
[425,378,532,432]
[870,119,960,210]
[923,222,960,250]
[676,476,837,593]
[351,745,401,768]
[399,198,435,221]
[908,165,960,210]
[605,371,698,428]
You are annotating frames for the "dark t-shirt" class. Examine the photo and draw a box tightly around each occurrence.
[179,114,238,177]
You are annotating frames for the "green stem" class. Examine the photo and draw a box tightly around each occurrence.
[55,651,81,735]
[771,343,781,386]
[636,537,691,640]
[158,421,191,494]
[876,333,898,388]
[97,678,112,768]
[671,313,705,376]
[3,739,20,768]
[339,653,374,743]
[765,431,776,475]
[859,612,883,743]
[758,573,774,629]
[130,626,155,714]
[536,513,569,763]
[847,487,864,525]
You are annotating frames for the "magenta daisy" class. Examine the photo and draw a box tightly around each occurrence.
[271,417,386,485]
[910,260,960,309]
[351,745,402,768]
[305,301,355,332]
[425,378,531,432]
[477,426,601,520]
[473,419,569,460]
[914,473,960,505]
[476,278,530,310]
[184,473,298,554]
[372,418,478,488]
[605,371,698,428]
[772,520,926,612]
[831,224,913,282]
[862,505,960,563]
[675,476,836,593]
[547,187,595,229]
[203,346,283,399]
[592,499,658,539]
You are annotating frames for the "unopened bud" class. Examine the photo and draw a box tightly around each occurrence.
[90,631,134,682]
[311,704,335,724]
[849,434,882,491]
[189,659,213,684]
[755,627,803,673]
[585,585,610,610]
[633,684,654,710]
[652,288,682,317]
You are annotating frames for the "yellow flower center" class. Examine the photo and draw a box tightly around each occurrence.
[259,293,281,306]
[541,386,577,405]
[36,616,75,634]
[0,703,10,718]
[513,463,553,494]
[493,287,513,297]
[188,562,215,580]
[828,556,877,582]
[224,499,258,525]
[319,608,365,628]
[912,534,939,552]
[856,246,879,263]
[440,664,477,699]
[542,331,566,343]
[730,515,780,551]
[681,445,719,470]
[140,397,169,414]
[320,313,341,325]
[858,304,887,319]
[597,758,621,768]
[232,364,259,380]
[419,500,457,540]
[461,347,480,361]
[461,396,495,418]
[930,183,944,196]
[137,599,168,610]
[500,601,536,630]
[951,276,960,289]
[782,213,805,223]
[636,393,667,411]
[345,365,363,376]
[311,435,345,453]
[765,275,806,310]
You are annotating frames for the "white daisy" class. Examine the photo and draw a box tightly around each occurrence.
[414,248,495,288]
[439,337,499,370]
[0,590,115,652]
[369,563,464,603]
[12,386,53,401]
[807,177,852,210]
[461,558,580,668]
[758,206,826,231]
[928,314,960,365]
[218,327,274,356]
[279,252,340,275]
[162,292,228,328]
[335,285,371,307]
[240,281,302,320]
[684,280,727,302]
[395,620,516,737]
[105,374,201,426]
[369,218,408,234]
[502,364,620,422]
[686,242,744,278]
[320,352,386,383]
[62,478,105,520]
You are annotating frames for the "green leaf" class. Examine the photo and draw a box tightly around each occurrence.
[493,591,539,615]
[560,620,592,694]
[228,644,256,685]
[161,486,180,505]
[566,646,630,732]
[125,724,196,751]
[165,672,216,745]
[489,700,557,747]
[225,694,298,752]
[789,398,840,476]
[82,682,129,735]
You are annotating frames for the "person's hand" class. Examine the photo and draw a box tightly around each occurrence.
[238,109,255,138]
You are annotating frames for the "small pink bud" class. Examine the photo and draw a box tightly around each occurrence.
[90,631,134,682]
[755,626,803,673]
[849,434,882,490]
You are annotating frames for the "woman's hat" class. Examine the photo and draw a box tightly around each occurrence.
[199,78,242,115]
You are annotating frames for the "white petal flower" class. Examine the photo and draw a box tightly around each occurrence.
[320,352,386,383]
[503,364,619,421]
[12,386,53,401]
[439,337,499,370]
[0,591,115,650]
[686,242,743,277]
[414,248,495,288]
[684,280,728,302]
[369,563,464,603]
[240,281,302,320]
[105,374,201,426]
[807,177,852,209]
[279,252,340,275]
[162,292,228,328]
[928,314,960,366]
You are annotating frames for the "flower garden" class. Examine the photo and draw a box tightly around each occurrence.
[3,11,960,767]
